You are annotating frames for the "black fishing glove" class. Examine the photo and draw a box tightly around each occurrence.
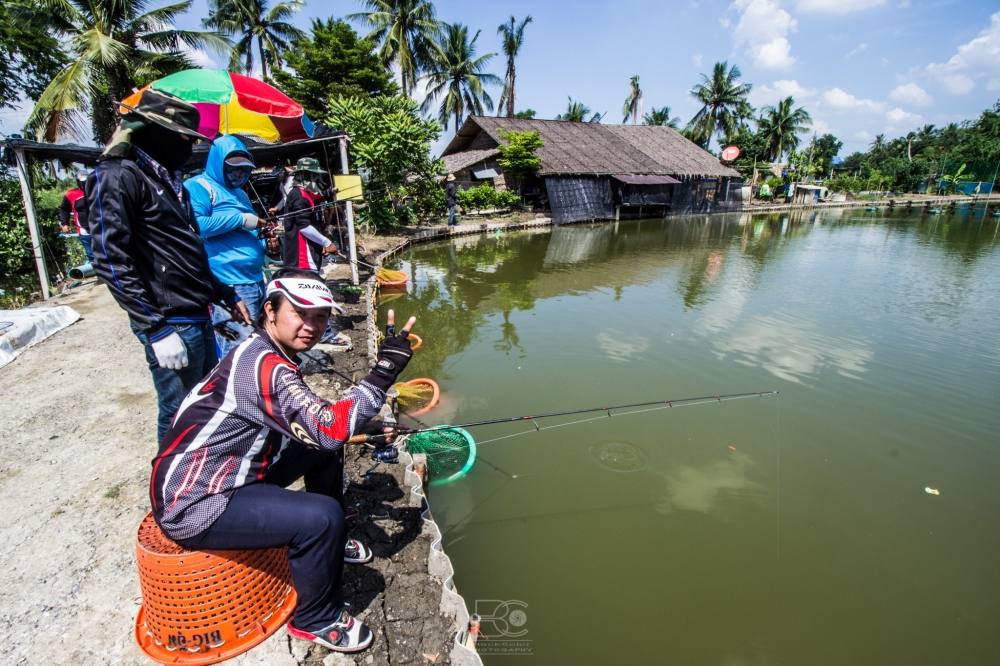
[363,332,413,392]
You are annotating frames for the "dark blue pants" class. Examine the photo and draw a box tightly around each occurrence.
[177,445,347,632]
[131,320,218,442]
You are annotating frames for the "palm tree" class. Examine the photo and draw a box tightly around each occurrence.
[643,106,680,128]
[905,131,916,162]
[556,97,602,122]
[622,74,642,124]
[204,0,304,81]
[350,0,440,98]
[869,133,886,154]
[757,96,811,161]
[686,61,752,149]
[27,0,228,143]
[496,15,532,118]
[420,23,499,132]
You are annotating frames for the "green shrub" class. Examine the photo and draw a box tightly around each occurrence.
[1,178,69,302]
[826,174,863,193]
[457,183,519,212]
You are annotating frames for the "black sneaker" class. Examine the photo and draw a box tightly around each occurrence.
[344,538,373,564]
[286,608,374,653]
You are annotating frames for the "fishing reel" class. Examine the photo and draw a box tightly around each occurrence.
[257,216,281,257]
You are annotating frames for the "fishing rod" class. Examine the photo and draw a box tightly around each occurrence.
[348,390,779,444]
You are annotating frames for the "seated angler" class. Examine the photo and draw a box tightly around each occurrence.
[149,270,415,653]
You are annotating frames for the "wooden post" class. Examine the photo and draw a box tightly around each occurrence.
[337,136,359,286]
[13,148,51,300]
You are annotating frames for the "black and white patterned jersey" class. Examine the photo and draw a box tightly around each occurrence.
[150,329,384,540]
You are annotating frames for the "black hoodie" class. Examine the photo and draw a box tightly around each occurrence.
[87,145,237,342]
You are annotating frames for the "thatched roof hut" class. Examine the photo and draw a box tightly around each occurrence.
[441,117,740,222]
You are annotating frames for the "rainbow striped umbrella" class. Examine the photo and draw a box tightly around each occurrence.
[121,69,314,144]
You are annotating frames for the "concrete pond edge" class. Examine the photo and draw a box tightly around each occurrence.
[362,261,484,666]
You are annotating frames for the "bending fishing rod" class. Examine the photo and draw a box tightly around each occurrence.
[348,390,778,444]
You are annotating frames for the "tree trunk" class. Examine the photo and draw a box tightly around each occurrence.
[508,63,516,117]
[258,35,268,80]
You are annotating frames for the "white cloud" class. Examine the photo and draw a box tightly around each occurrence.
[845,43,868,59]
[855,130,872,141]
[750,79,815,106]
[755,37,795,69]
[886,107,921,125]
[989,78,1000,91]
[889,82,932,106]
[731,0,798,69]
[797,0,885,13]
[189,49,222,69]
[925,11,1000,95]
[898,0,910,7]
[692,53,704,68]
[811,117,832,134]
[820,87,886,112]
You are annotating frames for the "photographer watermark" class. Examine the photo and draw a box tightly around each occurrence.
[471,599,533,656]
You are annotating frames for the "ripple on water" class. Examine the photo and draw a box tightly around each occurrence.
[590,441,647,473]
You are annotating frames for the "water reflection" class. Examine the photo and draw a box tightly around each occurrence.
[713,313,875,384]
[386,210,998,385]
[654,452,765,515]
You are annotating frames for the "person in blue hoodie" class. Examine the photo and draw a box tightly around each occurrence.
[185,135,267,356]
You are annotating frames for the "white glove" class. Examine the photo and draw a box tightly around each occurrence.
[241,213,259,230]
[151,331,189,370]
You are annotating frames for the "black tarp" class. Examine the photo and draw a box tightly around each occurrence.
[544,176,614,224]
[3,123,347,171]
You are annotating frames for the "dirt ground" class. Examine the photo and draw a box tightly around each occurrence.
[0,252,457,665]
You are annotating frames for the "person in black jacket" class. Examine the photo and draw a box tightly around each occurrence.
[88,89,251,442]
[282,157,337,271]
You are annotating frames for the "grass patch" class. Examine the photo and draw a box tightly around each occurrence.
[103,483,123,500]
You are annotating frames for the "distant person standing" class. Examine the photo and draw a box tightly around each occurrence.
[59,171,93,263]
[282,157,337,271]
[185,134,266,356]
[88,90,251,442]
[445,173,458,226]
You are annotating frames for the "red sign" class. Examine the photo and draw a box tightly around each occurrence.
[721,146,740,161]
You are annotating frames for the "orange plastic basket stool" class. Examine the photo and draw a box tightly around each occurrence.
[134,513,297,665]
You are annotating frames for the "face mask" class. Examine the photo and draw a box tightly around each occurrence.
[224,165,251,189]
[132,123,194,171]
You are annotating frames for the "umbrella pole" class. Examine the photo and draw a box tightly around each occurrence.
[337,136,360,286]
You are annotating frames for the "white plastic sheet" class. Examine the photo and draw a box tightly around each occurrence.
[0,306,80,368]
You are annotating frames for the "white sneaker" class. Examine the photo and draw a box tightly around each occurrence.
[287,608,373,653]
[344,538,373,564]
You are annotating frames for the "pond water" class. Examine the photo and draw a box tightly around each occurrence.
[376,207,1000,665]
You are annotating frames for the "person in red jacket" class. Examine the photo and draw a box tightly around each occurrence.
[59,171,93,263]
[151,269,415,653]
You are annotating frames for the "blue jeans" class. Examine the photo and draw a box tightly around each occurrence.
[79,235,94,263]
[132,320,218,443]
[212,281,265,358]
[447,204,457,225]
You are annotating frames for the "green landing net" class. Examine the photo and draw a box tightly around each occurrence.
[405,427,477,486]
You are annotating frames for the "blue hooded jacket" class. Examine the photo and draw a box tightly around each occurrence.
[184,135,264,286]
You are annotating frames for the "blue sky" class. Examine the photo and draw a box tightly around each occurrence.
[4,0,1000,158]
